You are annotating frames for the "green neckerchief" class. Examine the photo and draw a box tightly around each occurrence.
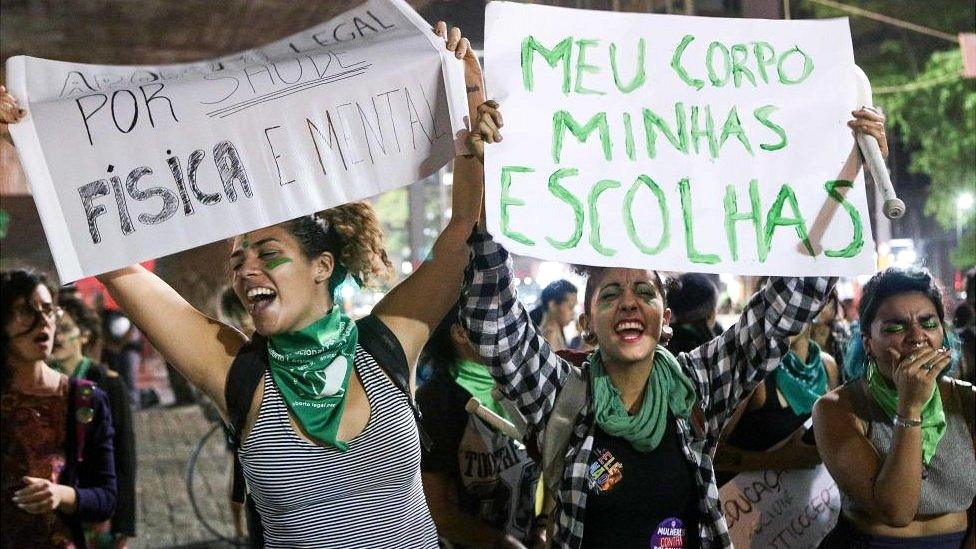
[267,306,358,451]
[51,356,94,380]
[774,340,828,416]
[867,361,946,467]
[588,346,696,453]
[454,359,509,422]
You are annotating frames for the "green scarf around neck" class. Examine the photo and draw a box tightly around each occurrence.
[589,346,697,453]
[867,361,946,467]
[52,356,94,380]
[454,359,509,422]
[267,306,358,451]
[774,340,828,416]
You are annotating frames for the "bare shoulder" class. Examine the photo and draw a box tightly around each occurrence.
[813,384,855,424]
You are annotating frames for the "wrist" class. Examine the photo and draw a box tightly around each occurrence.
[893,413,922,428]
[896,402,923,420]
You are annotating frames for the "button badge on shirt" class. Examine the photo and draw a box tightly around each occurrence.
[650,517,686,549]
[587,448,623,493]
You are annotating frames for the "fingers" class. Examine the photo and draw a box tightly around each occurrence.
[851,107,885,123]
[433,21,447,40]
[848,108,888,159]
[477,100,503,129]
[447,26,462,51]
[478,116,502,143]
[0,87,26,124]
[19,496,56,514]
[454,37,471,59]
[923,348,952,379]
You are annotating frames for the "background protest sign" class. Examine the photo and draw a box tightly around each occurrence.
[484,2,875,276]
[719,422,841,548]
[6,0,467,282]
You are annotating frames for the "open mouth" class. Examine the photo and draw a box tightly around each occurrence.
[614,320,645,343]
[33,332,51,347]
[246,286,278,315]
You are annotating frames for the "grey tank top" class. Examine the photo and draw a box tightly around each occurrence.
[839,378,976,516]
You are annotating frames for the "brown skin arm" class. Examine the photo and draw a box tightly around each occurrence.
[422,471,507,547]
[98,265,245,418]
[813,389,923,527]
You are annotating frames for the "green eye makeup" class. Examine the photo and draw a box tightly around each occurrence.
[265,257,293,270]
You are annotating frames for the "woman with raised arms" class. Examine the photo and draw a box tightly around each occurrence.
[2,23,498,548]
[459,107,887,549]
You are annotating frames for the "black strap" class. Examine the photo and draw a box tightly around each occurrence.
[223,314,431,538]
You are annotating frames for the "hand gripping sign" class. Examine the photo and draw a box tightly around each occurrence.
[484,1,880,276]
[6,0,467,282]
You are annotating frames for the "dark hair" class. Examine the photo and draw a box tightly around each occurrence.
[844,267,956,380]
[58,293,102,358]
[572,265,676,316]
[284,203,392,293]
[668,273,718,324]
[858,267,946,330]
[529,279,578,325]
[420,304,462,378]
[1,269,55,390]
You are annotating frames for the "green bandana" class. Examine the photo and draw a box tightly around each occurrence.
[867,361,946,467]
[267,306,358,451]
[589,346,697,453]
[51,357,94,380]
[454,360,508,422]
[774,340,828,416]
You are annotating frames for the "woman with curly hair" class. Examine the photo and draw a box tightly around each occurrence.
[2,22,495,548]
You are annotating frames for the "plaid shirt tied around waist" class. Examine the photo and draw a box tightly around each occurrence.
[460,232,835,549]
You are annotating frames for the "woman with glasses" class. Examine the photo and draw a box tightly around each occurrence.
[2,269,117,548]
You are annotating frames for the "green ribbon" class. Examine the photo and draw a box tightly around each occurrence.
[867,361,946,467]
[589,346,697,453]
[454,359,509,422]
[267,306,358,451]
[774,340,828,416]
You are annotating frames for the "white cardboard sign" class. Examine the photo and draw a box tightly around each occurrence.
[484,1,875,276]
[7,0,467,281]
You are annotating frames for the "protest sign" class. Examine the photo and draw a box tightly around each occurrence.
[718,421,841,548]
[484,2,875,276]
[7,0,467,282]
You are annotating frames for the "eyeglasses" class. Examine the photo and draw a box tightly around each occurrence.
[11,303,64,325]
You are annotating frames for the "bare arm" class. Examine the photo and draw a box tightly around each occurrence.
[98,265,245,417]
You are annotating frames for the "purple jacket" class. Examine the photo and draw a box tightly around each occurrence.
[61,377,117,546]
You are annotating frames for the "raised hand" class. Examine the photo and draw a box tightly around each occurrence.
[0,85,26,125]
[887,346,950,418]
[468,100,503,162]
[848,106,888,160]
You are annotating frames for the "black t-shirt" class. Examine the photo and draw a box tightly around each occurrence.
[416,370,540,543]
[581,414,701,549]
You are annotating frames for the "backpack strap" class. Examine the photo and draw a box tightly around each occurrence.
[224,335,269,508]
[225,335,269,448]
[356,314,432,452]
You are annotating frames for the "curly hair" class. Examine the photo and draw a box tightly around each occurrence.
[284,202,393,291]
[58,293,103,358]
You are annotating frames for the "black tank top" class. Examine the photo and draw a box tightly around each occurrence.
[581,412,701,549]
[726,372,809,451]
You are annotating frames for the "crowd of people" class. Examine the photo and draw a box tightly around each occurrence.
[1,18,975,549]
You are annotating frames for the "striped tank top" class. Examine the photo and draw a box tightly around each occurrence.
[237,344,439,548]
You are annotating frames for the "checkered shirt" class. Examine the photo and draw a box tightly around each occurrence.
[460,232,835,549]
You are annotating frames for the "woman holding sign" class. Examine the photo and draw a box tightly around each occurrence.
[814,267,976,548]
[2,23,500,548]
[459,108,885,549]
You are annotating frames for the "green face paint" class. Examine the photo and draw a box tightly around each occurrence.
[242,233,251,249]
[265,257,293,270]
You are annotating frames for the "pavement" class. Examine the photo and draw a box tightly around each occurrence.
[130,359,243,548]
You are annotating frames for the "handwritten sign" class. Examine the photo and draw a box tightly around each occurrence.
[483,2,875,276]
[719,467,841,548]
[7,0,467,281]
